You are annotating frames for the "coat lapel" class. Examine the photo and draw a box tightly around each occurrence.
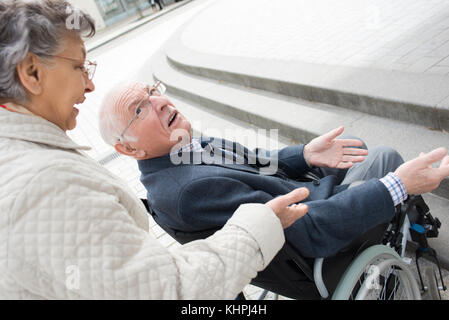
[200,140,262,175]
[138,139,262,176]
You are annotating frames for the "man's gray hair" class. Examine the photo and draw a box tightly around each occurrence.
[99,82,148,147]
[0,0,96,103]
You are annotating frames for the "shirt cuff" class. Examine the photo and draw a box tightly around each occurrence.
[301,144,314,169]
[380,172,408,206]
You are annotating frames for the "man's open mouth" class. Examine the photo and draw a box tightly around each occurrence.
[168,112,178,127]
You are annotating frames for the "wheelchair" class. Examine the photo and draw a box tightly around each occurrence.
[142,195,446,300]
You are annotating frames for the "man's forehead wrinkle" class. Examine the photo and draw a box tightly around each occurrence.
[123,88,146,110]
[114,86,148,123]
[108,82,149,113]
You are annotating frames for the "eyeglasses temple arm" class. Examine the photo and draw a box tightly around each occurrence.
[118,109,140,142]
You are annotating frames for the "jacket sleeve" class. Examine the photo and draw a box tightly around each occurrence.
[6,165,284,300]
[253,144,312,178]
[178,175,396,260]
[285,179,395,258]
[177,176,276,230]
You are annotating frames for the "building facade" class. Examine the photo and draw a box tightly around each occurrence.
[69,0,177,31]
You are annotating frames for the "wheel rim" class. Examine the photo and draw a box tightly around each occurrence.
[332,245,421,300]
[354,259,415,300]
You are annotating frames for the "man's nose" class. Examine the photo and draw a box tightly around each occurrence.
[84,78,95,93]
[149,96,168,112]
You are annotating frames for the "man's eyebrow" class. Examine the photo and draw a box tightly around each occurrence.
[127,96,145,112]
[81,47,87,60]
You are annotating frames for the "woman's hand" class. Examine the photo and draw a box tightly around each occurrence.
[266,188,310,229]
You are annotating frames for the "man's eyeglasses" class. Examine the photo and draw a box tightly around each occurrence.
[117,81,167,143]
[41,54,97,80]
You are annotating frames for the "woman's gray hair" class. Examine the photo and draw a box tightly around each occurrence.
[0,0,96,103]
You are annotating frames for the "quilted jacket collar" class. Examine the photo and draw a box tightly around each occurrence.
[0,108,91,151]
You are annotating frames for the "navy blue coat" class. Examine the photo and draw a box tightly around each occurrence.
[138,137,395,258]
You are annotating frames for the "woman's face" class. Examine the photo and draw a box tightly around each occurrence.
[36,34,95,131]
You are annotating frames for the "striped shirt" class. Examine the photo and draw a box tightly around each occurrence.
[170,138,203,155]
[170,138,245,162]
[380,172,408,206]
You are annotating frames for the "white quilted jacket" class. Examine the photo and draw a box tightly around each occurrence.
[0,109,285,300]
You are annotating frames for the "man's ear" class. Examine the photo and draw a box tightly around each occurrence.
[115,143,136,157]
[16,53,44,96]
[115,143,148,160]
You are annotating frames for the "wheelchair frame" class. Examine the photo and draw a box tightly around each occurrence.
[259,195,447,300]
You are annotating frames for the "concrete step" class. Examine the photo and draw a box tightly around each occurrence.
[152,49,449,200]
[162,28,449,132]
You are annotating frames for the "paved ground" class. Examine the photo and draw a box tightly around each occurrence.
[181,0,449,75]
[69,0,449,299]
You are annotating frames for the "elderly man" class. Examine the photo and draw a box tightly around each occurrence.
[99,81,449,258]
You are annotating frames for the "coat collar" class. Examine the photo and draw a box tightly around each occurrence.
[137,137,261,175]
[138,153,175,174]
[0,108,91,151]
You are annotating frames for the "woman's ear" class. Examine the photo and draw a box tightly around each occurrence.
[16,53,43,96]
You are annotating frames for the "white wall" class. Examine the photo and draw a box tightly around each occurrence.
[69,0,106,31]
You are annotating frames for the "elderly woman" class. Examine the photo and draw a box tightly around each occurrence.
[0,0,309,299]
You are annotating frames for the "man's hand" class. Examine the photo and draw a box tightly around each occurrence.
[266,188,310,229]
[394,147,449,195]
[303,126,368,169]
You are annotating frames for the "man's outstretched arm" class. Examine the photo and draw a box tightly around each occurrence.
[379,147,449,206]
[286,147,449,258]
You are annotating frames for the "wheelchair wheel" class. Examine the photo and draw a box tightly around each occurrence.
[332,245,421,300]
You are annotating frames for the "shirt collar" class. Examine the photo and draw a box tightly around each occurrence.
[170,138,203,155]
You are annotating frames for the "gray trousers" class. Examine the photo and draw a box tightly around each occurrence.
[342,145,405,187]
